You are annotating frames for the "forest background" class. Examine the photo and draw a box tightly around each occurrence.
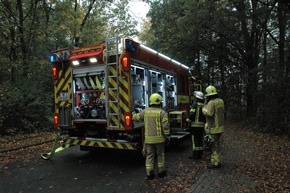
[0,0,289,136]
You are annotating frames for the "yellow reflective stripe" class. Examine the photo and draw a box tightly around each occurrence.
[119,87,128,99]
[73,140,79,145]
[163,130,170,136]
[109,66,117,75]
[96,142,105,147]
[64,139,137,150]
[146,164,154,170]
[67,67,72,103]
[80,141,87,145]
[106,142,114,148]
[195,103,204,122]
[144,110,162,135]
[191,122,204,127]
[195,106,200,122]
[65,139,72,143]
[119,94,129,112]
[54,85,59,105]
[162,116,168,122]
[89,77,97,89]
[156,112,161,136]
[108,114,119,129]
[109,98,118,113]
[145,136,165,143]
[192,135,195,149]
[157,153,165,168]
[109,78,117,88]
[55,68,72,106]
[95,75,102,89]
[115,143,123,149]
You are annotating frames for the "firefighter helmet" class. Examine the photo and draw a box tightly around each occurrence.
[194,91,204,100]
[149,93,163,105]
[205,85,218,96]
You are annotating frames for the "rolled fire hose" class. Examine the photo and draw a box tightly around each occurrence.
[41,133,71,160]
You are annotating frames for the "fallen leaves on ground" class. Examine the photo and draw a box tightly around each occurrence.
[229,125,290,193]
[1,123,289,193]
[0,132,57,166]
[142,122,290,193]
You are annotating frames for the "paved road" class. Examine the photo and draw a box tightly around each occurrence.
[1,124,289,193]
[0,136,192,193]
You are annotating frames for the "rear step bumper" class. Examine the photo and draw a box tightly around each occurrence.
[63,137,140,150]
[170,131,190,140]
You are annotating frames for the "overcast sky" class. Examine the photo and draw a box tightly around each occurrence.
[129,1,149,30]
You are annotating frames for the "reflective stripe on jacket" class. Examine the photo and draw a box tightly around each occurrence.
[189,102,205,128]
[133,107,170,144]
[202,98,224,134]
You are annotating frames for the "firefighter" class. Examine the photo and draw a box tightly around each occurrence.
[132,93,170,180]
[186,91,206,159]
[202,85,225,169]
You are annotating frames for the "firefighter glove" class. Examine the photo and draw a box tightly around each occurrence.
[204,123,210,134]
[204,134,214,147]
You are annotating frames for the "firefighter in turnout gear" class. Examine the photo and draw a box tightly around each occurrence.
[202,85,225,169]
[186,91,206,159]
[132,93,170,180]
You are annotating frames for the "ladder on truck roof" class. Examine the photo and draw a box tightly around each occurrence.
[105,36,122,130]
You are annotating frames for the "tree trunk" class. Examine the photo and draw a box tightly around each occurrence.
[17,0,28,77]
[237,0,260,117]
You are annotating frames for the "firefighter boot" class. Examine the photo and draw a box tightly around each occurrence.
[207,151,221,169]
[147,171,155,180]
[188,135,202,159]
[189,151,202,159]
[158,170,167,178]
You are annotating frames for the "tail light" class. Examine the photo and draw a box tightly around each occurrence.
[124,112,132,130]
[52,67,58,80]
[123,57,128,68]
[120,53,130,72]
[54,113,59,128]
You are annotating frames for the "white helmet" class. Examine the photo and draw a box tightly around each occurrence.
[194,91,204,100]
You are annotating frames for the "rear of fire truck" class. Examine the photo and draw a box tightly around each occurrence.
[42,36,190,160]
[48,37,140,153]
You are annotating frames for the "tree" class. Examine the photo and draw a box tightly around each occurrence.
[0,0,138,135]
[143,0,290,134]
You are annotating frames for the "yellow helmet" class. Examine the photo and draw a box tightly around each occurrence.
[205,85,218,96]
[149,93,163,105]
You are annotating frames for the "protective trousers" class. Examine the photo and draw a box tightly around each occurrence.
[189,127,204,158]
[145,143,166,175]
[209,133,222,166]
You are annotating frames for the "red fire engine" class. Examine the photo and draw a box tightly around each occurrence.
[42,36,197,159]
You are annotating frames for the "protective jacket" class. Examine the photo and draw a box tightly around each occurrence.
[202,98,225,134]
[133,107,170,144]
[188,102,205,127]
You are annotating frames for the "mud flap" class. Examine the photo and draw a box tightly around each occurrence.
[41,133,71,160]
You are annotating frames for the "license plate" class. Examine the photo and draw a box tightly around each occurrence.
[59,92,69,101]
